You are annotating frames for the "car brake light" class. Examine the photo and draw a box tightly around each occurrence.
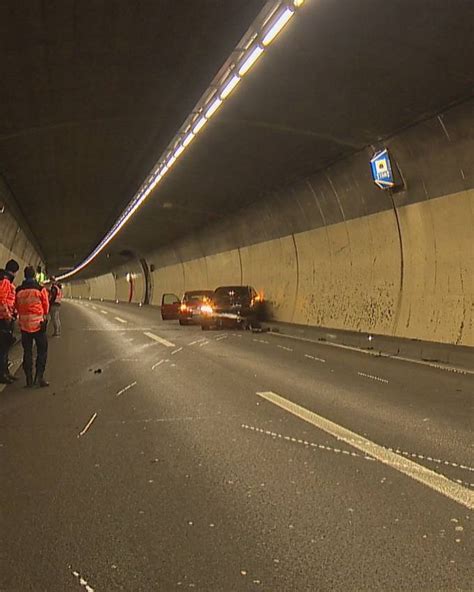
[180,304,188,312]
[201,304,214,315]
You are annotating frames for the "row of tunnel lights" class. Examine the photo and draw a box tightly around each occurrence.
[58,0,305,280]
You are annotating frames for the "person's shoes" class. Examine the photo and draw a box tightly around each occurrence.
[25,373,34,388]
[34,373,49,388]
[0,375,14,384]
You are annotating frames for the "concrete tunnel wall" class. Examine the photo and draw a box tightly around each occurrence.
[0,204,41,282]
[67,100,474,347]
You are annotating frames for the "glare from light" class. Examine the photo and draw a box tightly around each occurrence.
[183,132,195,147]
[193,116,207,134]
[221,74,240,99]
[238,45,264,76]
[262,8,294,46]
[205,97,223,119]
[167,155,177,168]
[293,0,305,7]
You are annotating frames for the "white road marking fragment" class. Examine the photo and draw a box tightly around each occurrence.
[242,424,370,460]
[199,340,209,347]
[277,345,293,352]
[151,359,165,370]
[114,316,127,324]
[256,391,474,510]
[171,347,183,355]
[357,371,389,384]
[115,381,137,397]
[304,353,326,363]
[100,310,108,315]
[143,331,175,348]
[91,306,97,310]
[78,413,98,437]
[71,567,96,591]
[268,332,474,375]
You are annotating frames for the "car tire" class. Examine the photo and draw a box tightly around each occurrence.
[179,319,187,326]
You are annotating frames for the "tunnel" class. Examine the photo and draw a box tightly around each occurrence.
[0,1,473,590]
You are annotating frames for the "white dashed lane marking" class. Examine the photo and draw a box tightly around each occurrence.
[100,310,108,315]
[256,390,474,510]
[242,424,374,461]
[305,353,326,363]
[78,413,98,438]
[71,568,96,591]
[242,424,474,488]
[115,381,137,397]
[357,371,388,384]
[114,316,127,324]
[171,347,183,355]
[143,331,175,348]
[277,345,293,352]
[151,359,165,370]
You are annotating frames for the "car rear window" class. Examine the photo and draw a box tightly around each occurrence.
[184,292,213,302]
[214,287,250,297]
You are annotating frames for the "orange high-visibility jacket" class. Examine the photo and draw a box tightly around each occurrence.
[15,280,49,333]
[0,277,16,321]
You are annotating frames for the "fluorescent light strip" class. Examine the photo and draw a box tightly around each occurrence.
[221,74,240,98]
[183,132,195,147]
[205,97,223,119]
[193,116,207,134]
[174,145,185,158]
[238,45,264,76]
[58,1,305,281]
[262,7,294,46]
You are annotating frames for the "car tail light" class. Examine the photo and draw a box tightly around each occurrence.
[180,304,188,312]
[201,304,214,315]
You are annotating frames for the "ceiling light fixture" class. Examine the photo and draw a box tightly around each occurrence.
[205,96,223,119]
[262,7,294,46]
[238,45,264,76]
[220,74,240,98]
[57,0,305,281]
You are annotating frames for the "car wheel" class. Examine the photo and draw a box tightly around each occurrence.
[179,319,187,326]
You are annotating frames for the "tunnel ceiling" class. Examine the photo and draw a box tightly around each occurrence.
[1,0,473,278]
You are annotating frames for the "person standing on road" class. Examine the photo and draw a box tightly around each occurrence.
[0,259,20,384]
[16,266,50,388]
[48,277,63,337]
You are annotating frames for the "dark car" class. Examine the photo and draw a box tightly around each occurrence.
[200,285,263,330]
[178,290,215,325]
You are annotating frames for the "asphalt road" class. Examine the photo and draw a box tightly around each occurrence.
[1,300,472,591]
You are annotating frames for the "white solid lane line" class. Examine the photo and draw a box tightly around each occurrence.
[256,391,474,510]
[115,381,137,397]
[78,412,98,438]
[114,316,127,324]
[143,331,175,348]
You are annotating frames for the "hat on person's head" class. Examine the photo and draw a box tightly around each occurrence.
[24,266,35,279]
[5,259,19,273]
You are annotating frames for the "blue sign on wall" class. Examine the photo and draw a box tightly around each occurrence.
[370,149,395,189]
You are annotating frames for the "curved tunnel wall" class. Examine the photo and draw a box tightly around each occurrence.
[0,206,41,281]
[68,101,474,346]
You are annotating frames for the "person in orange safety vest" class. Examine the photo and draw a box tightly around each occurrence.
[15,266,50,388]
[0,259,20,384]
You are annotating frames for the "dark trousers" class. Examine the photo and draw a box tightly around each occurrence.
[0,319,14,377]
[21,330,48,378]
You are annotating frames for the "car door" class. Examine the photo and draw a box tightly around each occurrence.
[161,293,180,320]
